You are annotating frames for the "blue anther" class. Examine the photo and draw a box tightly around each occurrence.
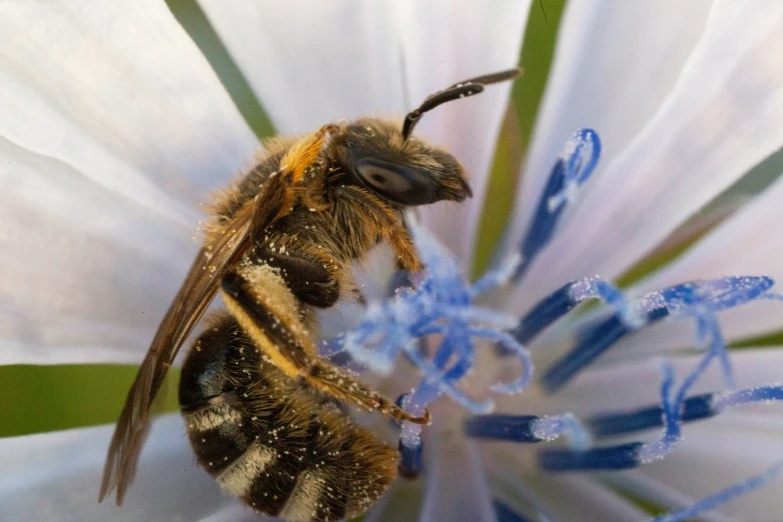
[464,415,543,443]
[510,282,578,345]
[542,308,668,393]
[587,393,714,437]
[652,463,783,522]
[538,442,644,471]
[514,129,601,281]
[494,500,536,522]
[398,438,424,479]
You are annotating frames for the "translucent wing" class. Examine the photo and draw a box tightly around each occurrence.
[99,127,331,505]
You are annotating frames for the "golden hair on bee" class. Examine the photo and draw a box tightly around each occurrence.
[100,67,520,522]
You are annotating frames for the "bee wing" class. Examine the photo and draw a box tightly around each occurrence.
[99,209,252,505]
[99,127,332,505]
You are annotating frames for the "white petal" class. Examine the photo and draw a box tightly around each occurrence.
[198,0,407,133]
[199,0,527,264]
[419,428,495,522]
[396,0,529,265]
[507,472,648,522]
[364,480,425,522]
[639,418,783,521]
[605,472,734,522]
[547,348,783,417]
[510,1,783,309]
[0,415,241,521]
[0,1,257,364]
[508,0,713,261]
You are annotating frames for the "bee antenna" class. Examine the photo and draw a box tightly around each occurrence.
[401,67,521,140]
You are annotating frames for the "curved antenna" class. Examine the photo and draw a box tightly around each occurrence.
[402,67,521,140]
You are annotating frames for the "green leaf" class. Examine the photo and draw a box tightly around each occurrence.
[166,0,276,140]
[473,0,568,278]
[0,365,179,438]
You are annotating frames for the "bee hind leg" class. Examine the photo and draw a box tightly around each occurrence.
[306,359,431,426]
[253,246,341,308]
[221,265,429,425]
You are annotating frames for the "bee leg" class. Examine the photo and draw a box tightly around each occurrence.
[305,360,431,425]
[253,246,340,308]
[388,224,422,272]
[335,184,422,272]
[221,267,429,425]
[221,268,318,376]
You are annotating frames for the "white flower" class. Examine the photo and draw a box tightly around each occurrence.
[2,1,783,521]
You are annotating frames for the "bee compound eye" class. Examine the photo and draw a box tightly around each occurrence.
[357,162,413,194]
[354,159,437,205]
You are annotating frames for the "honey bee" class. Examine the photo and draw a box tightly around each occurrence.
[99,67,520,521]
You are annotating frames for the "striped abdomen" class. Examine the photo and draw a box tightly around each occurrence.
[179,313,398,522]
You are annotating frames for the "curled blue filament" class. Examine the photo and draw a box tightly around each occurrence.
[328,217,532,449]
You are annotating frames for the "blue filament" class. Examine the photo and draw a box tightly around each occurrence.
[398,438,424,479]
[510,282,578,345]
[331,217,532,449]
[539,363,681,471]
[543,276,783,392]
[651,462,783,522]
[465,413,590,450]
[542,308,667,393]
[589,380,783,438]
[588,393,713,437]
[514,129,601,281]
[712,384,783,411]
[464,415,543,443]
[493,500,535,522]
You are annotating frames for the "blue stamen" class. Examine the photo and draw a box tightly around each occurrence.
[514,129,601,281]
[471,253,522,297]
[711,384,783,412]
[398,438,424,479]
[589,381,783,438]
[465,413,590,450]
[543,275,781,392]
[510,282,579,345]
[569,277,646,328]
[464,415,543,443]
[651,463,783,522]
[542,308,668,393]
[540,363,681,471]
[531,413,592,450]
[538,442,644,471]
[587,393,713,437]
[328,216,532,450]
[470,327,533,394]
[493,500,536,522]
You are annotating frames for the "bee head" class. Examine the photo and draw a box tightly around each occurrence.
[330,118,472,206]
[328,67,520,207]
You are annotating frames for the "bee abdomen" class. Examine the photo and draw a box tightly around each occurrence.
[180,314,398,521]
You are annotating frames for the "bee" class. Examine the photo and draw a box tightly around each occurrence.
[99,67,520,521]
